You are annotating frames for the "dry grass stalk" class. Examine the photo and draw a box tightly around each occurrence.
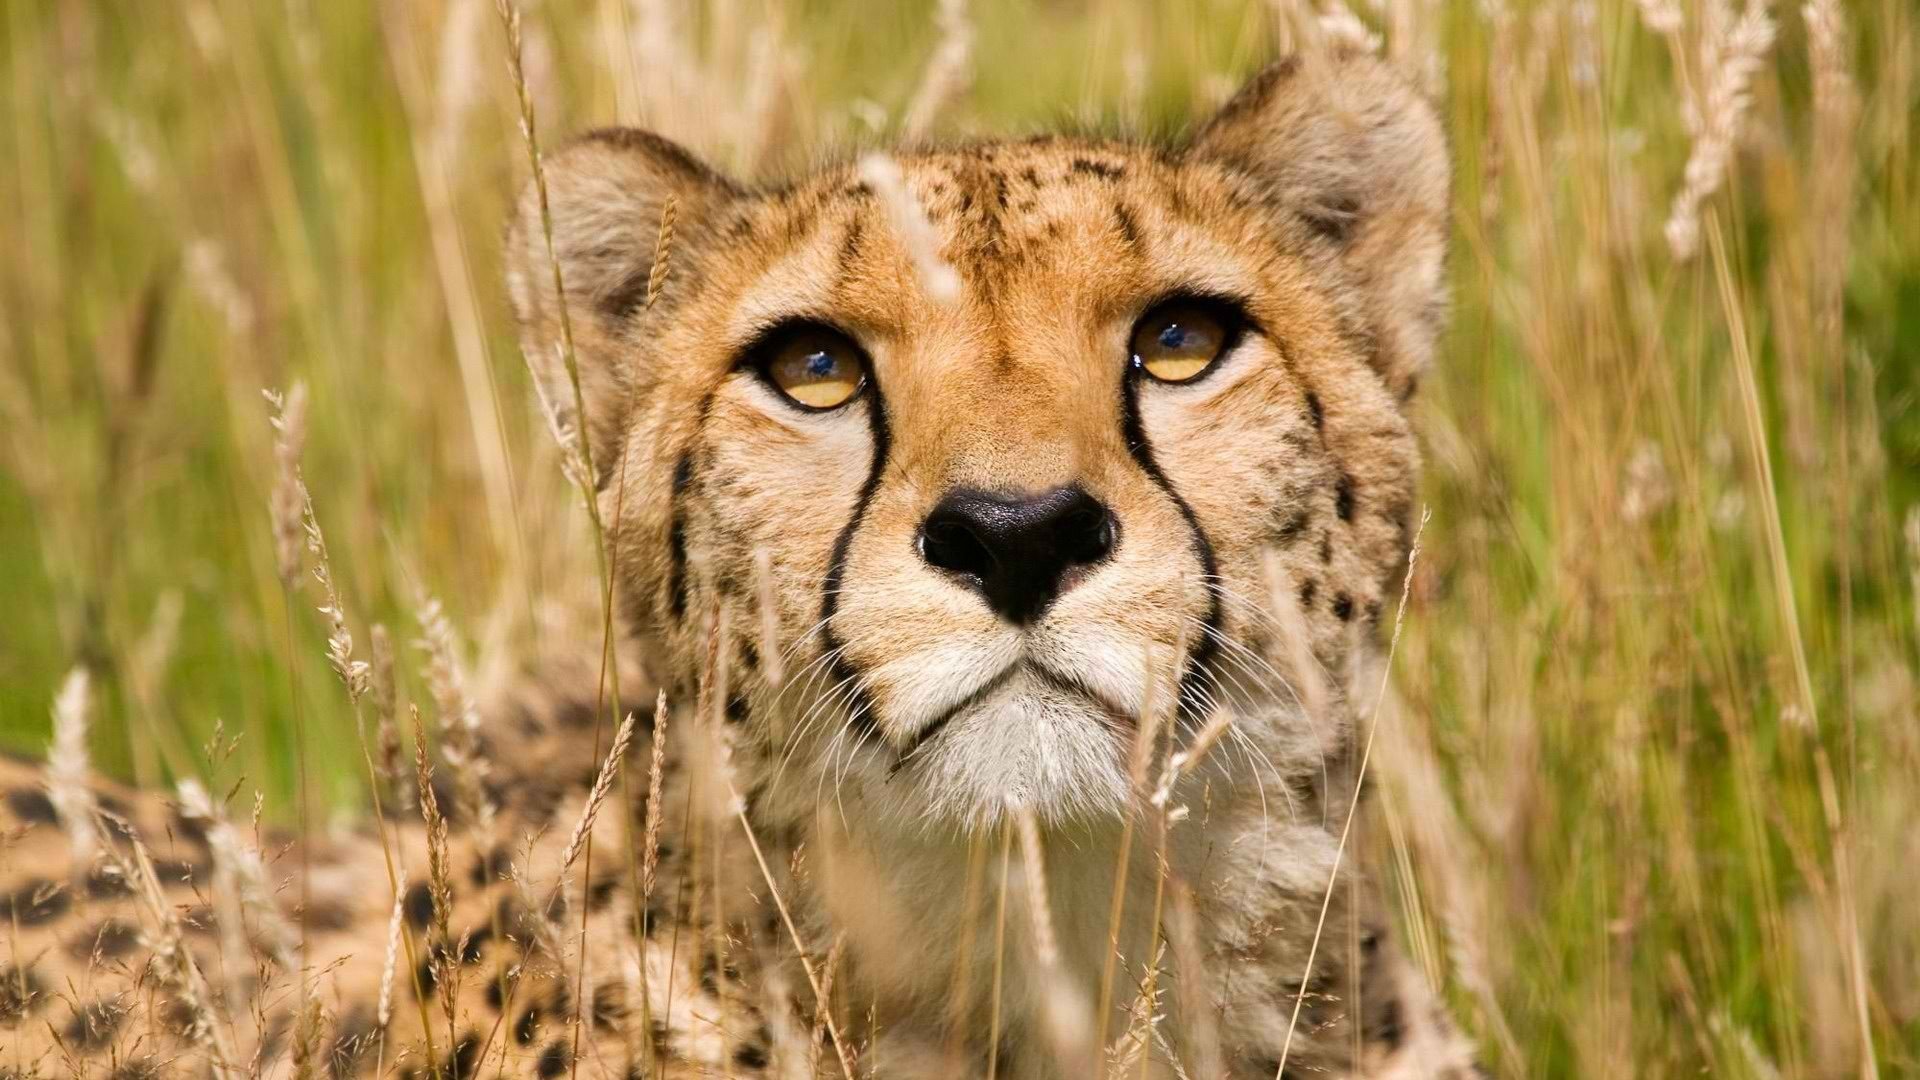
[1261,547,1330,722]
[369,623,409,808]
[1277,508,1429,1075]
[1128,630,1183,788]
[263,383,308,589]
[177,778,297,972]
[1635,0,1684,36]
[857,153,961,303]
[410,704,462,1052]
[645,194,678,312]
[301,486,369,704]
[754,548,785,688]
[1168,880,1223,1080]
[809,933,848,1074]
[378,0,521,576]
[1096,634,1181,1055]
[378,874,405,1029]
[713,621,855,1080]
[508,855,567,964]
[431,0,486,166]
[733,796,859,1078]
[184,237,257,337]
[901,0,974,142]
[410,706,455,946]
[1014,806,1096,1071]
[46,666,98,862]
[1664,0,1777,260]
[641,691,671,901]
[91,810,241,1076]
[492,17,636,1074]
[1313,1,1383,55]
[416,594,494,827]
[122,589,187,788]
[1906,509,1920,648]
[529,346,594,494]
[1013,808,1058,966]
[560,710,637,875]
[1152,706,1236,808]
[1803,0,1858,352]
[131,590,184,682]
[1105,944,1166,1078]
[289,997,326,1080]
[627,0,692,128]
[495,0,603,503]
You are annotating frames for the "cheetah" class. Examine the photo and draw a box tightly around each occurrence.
[1,47,1479,1078]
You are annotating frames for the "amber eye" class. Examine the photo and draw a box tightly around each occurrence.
[1129,299,1241,384]
[756,324,869,411]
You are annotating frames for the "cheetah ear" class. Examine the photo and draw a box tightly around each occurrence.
[505,129,740,480]
[1188,52,1450,400]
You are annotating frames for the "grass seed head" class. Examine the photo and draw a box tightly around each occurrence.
[46,666,99,863]
[263,383,309,589]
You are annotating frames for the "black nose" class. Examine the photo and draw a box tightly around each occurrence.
[917,486,1116,624]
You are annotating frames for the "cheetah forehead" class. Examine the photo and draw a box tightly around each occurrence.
[744,140,1243,275]
[686,139,1322,355]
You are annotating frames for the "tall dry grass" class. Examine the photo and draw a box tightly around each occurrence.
[1,0,1917,1074]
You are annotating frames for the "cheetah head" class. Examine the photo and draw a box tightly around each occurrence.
[506,52,1448,830]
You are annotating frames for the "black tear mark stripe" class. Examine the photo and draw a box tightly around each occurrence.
[818,380,893,743]
[666,389,725,622]
[1120,376,1224,722]
[667,453,695,620]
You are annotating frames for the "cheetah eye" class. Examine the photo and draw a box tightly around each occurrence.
[1129,297,1244,384]
[752,322,870,411]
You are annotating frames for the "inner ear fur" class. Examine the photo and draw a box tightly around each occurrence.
[504,129,739,479]
[1188,51,1450,399]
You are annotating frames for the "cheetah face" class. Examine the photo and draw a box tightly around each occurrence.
[507,55,1448,829]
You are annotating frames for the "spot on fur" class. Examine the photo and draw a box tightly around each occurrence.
[1112,203,1140,248]
[537,1039,572,1078]
[85,862,133,900]
[403,882,434,929]
[63,997,129,1052]
[514,1003,543,1045]
[0,963,46,1023]
[150,858,203,889]
[1069,157,1124,180]
[443,1031,481,1078]
[1275,507,1310,545]
[68,918,142,961]
[2,878,70,926]
[4,786,56,825]
[469,843,512,887]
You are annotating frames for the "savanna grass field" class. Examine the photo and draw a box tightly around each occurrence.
[2,0,1918,1075]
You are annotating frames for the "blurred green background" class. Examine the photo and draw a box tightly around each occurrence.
[2,0,1917,1074]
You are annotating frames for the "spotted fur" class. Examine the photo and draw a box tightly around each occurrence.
[2,50,1474,1077]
